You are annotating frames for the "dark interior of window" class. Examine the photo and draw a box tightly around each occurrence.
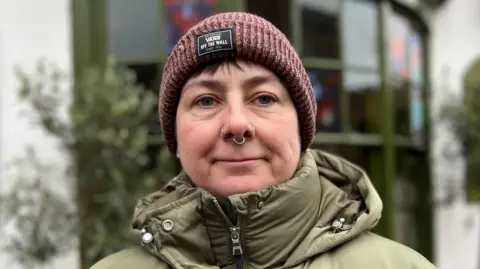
[301,3,339,58]
[247,0,291,38]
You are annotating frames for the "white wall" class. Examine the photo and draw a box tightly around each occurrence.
[429,0,480,268]
[0,0,78,268]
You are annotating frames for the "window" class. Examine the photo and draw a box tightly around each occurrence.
[321,145,373,175]
[394,148,423,249]
[409,32,424,138]
[389,13,409,80]
[342,0,381,134]
[247,0,291,38]
[300,0,340,59]
[342,0,379,70]
[307,68,342,132]
[164,0,222,53]
[126,64,162,136]
[394,176,418,248]
[388,12,425,137]
[345,71,382,133]
[107,0,162,62]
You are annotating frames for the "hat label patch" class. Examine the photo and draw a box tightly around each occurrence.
[197,29,234,57]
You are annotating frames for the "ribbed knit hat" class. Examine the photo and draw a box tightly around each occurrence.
[159,12,316,154]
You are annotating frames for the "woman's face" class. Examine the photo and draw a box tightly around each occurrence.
[176,60,301,197]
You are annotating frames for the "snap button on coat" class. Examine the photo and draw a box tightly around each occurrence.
[162,220,174,232]
[141,228,153,244]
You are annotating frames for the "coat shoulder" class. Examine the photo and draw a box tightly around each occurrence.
[90,246,169,269]
[311,232,437,269]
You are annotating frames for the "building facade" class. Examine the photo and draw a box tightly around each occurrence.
[0,0,479,268]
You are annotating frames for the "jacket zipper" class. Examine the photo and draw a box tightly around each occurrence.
[213,198,244,269]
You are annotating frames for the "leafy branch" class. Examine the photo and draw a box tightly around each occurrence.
[0,59,175,268]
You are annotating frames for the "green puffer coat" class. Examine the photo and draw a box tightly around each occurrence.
[91,149,437,269]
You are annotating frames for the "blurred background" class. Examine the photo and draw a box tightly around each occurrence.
[0,0,479,268]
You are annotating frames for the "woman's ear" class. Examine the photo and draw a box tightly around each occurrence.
[176,152,180,159]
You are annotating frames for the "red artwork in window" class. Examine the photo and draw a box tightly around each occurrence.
[308,69,342,133]
[391,36,408,78]
[164,0,219,53]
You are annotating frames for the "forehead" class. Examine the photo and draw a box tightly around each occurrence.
[182,60,286,94]
[189,59,274,80]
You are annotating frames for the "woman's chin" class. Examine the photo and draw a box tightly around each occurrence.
[209,175,273,197]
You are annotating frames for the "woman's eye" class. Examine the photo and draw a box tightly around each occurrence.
[196,97,216,107]
[256,95,275,105]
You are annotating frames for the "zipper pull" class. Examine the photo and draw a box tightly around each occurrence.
[230,226,244,269]
[230,226,243,256]
[211,198,244,268]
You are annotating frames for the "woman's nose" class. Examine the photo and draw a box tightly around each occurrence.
[220,106,256,143]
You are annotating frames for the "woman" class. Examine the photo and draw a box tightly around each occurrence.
[92,12,437,269]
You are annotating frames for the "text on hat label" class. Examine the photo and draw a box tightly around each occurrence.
[196,29,234,57]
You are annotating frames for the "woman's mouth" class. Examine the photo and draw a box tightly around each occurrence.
[214,158,263,166]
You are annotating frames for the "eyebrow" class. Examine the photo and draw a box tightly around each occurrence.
[241,74,279,90]
[183,79,224,93]
[182,74,279,93]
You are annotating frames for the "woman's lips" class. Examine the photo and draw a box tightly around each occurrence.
[214,158,263,166]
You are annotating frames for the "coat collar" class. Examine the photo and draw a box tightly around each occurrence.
[132,149,382,268]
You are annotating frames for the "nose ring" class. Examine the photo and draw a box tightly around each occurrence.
[233,136,246,145]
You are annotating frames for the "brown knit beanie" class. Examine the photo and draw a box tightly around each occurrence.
[159,12,316,154]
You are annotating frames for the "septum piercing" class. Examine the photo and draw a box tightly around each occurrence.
[221,124,255,145]
[233,136,246,145]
